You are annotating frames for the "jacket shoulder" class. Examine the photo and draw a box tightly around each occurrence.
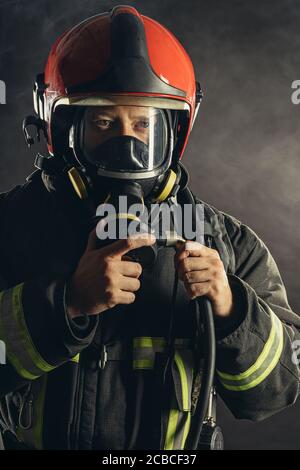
[0,170,49,215]
[195,196,260,248]
[0,171,54,278]
[194,196,267,276]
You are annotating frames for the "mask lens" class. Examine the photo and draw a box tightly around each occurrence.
[79,105,169,174]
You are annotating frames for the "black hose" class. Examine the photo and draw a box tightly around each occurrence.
[178,183,217,450]
[185,296,216,450]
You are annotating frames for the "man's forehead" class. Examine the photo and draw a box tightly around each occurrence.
[86,105,159,117]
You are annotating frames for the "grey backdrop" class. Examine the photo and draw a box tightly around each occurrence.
[0,0,300,450]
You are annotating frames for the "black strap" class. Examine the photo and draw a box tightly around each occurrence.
[34,153,65,175]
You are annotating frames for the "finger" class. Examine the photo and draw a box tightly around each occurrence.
[117,290,136,305]
[119,276,141,292]
[177,257,211,280]
[185,241,220,259]
[175,240,187,254]
[184,270,212,284]
[104,234,156,259]
[174,248,189,270]
[119,260,143,278]
[186,281,211,300]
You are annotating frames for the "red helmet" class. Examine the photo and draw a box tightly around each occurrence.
[33,5,202,163]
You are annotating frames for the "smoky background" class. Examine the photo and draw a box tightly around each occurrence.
[0,0,300,449]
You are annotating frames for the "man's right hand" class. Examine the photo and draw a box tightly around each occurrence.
[66,230,156,319]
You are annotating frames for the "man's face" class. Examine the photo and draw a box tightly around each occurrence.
[83,105,156,152]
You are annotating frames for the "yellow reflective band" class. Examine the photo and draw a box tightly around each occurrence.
[12,284,55,374]
[182,412,191,449]
[217,309,284,391]
[6,356,39,380]
[218,309,277,381]
[221,329,283,391]
[133,337,166,369]
[133,359,154,369]
[163,351,194,450]
[164,409,179,450]
[133,337,193,371]
[70,354,80,363]
[174,351,189,411]
[133,337,166,349]
[0,289,39,380]
[68,167,88,200]
[155,170,177,202]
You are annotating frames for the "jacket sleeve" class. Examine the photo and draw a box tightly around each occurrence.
[0,276,99,398]
[214,214,300,421]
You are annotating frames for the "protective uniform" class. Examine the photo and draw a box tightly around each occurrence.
[1,5,300,450]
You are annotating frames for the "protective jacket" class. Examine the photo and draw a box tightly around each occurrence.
[0,170,299,450]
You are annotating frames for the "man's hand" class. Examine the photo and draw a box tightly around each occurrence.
[174,241,234,317]
[66,230,156,319]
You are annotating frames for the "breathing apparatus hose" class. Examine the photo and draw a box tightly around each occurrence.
[177,186,217,450]
[186,296,216,450]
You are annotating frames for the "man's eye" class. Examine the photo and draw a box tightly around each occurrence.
[136,120,149,129]
[94,119,113,129]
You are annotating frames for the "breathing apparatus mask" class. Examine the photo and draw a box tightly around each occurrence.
[69,104,175,194]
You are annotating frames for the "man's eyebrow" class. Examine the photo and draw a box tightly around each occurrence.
[92,113,153,120]
[129,115,152,120]
[91,111,115,118]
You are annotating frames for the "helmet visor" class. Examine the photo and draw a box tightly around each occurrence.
[77,105,170,175]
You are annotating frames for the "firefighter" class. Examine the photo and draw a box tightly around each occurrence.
[0,5,300,450]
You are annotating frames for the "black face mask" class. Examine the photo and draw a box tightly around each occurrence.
[86,136,151,172]
[81,134,171,202]
[92,169,160,203]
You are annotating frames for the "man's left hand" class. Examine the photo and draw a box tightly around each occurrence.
[174,241,234,317]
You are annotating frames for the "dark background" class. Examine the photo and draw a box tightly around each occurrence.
[0,0,300,449]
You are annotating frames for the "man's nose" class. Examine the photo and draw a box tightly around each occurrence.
[119,121,134,137]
